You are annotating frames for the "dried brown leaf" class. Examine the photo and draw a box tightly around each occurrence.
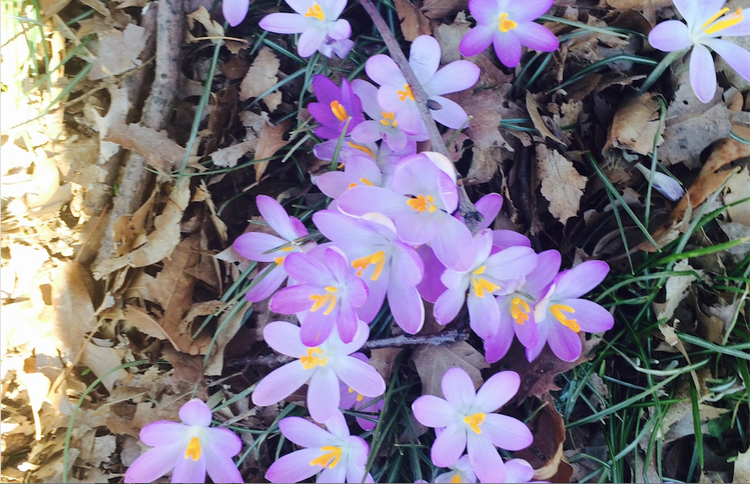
[606,0,671,8]
[411,341,489,397]
[204,302,246,375]
[186,6,224,42]
[104,123,190,173]
[536,145,587,225]
[369,347,403,381]
[725,166,750,226]
[89,24,146,80]
[734,448,750,483]
[393,0,431,41]
[526,92,563,145]
[211,140,256,168]
[240,47,281,111]
[420,0,466,20]
[254,119,292,180]
[605,94,665,155]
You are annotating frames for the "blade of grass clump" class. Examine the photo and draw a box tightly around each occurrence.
[643,96,667,228]
[549,55,658,94]
[539,15,630,39]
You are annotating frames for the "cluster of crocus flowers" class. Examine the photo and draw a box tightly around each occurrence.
[648,0,749,103]
[124,399,242,483]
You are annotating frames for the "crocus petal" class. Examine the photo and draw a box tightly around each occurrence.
[441,367,477,411]
[712,10,750,37]
[204,452,243,484]
[412,395,461,428]
[234,233,288,262]
[430,215,476,271]
[337,185,408,217]
[512,21,559,52]
[298,26,328,57]
[270,284,317,314]
[525,318,549,362]
[553,260,609,299]
[265,448,324,483]
[391,243,424,286]
[392,102,425,135]
[507,0,554,21]
[672,0,698,26]
[492,230,531,250]
[172,452,207,484]
[357,273,389,323]
[467,0,498,25]
[365,55,405,88]
[416,245,448,303]
[383,127,409,150]
[308,366,340,422]
[204,427,243,457]
[124,445,183,483]
[492,32,522,68]
[299,308,336,346]
[424,61,480,95]
[694,0,729,26]
[466,432,505,483]
[523,249,561,295]
[335,356,386,397]
[323,410,350,438]
[689,43,717,103]
[351,121,385,144]
[429,95,471,130]
[547,323,583,362]
[328,18,351,40]
[704,39,750,82]
[338,319,371,353]
[318,464,347,483]
[393,211,441,245]
[473,371,518,413]
[481,413,533,450]
[279,416,337,448]
[431,423,467,467]
[259,13,309,34]
[223,0,249,27]
[245,265,289,303]
[387,281,425,334]
[409,36,441,83]
[434,286,467,325]
[468,293,501,339]
[139,421,188,446]
[179,399,212,427]
[483,330,513,364]
[473,193,503,230]
[263,321,309,357]
[560,298,614,333]
[252,361,310,406]
[460,25,494,57]
[647,20,693,52]
[257,195,303,241]
[504,459,535,483]
[510,306,538,349]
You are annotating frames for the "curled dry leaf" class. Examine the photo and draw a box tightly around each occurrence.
[186,6,224,43]
[393,0,431,41]
[526,92,564,145]
[411,341,489,397]
[605,93,665,156]
[536,145,587,225]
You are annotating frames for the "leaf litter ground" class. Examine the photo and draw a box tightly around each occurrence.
[1,0,749,482]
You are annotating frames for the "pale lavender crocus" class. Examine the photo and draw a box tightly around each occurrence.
[338,152,475,271]
[339,353,385,431]
[459,0,558,68]
[124,399,242,484]
[412,368,533,483]
[266,411,373,483]
[350,79,429,150]
[366,36,480,135]
[308,74,365,140]
[259,0,352,58]
[314,210,425,333]
[270,247,368,345]
[252,320,385,423]
[648,0,749,103]
[527,260,614,362]
[433,455,477,483]
[223,0,249,27]
[234,195,314,302]
[434,230,538,340]
[635,163,685,201]
[485,249,561,363]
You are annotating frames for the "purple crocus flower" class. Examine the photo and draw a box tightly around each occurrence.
[350,79,429,150]
[270,247,368,345]
[316,156,384,202]
[223,0,249,27]
[366,36,480,135]
[459,0,558,68]
[265,411,373,483]
[434,230,538,340]
[338,153,475,271]
[433,455,477,483]
[313,210,425,333]
[124,399,242,484]
[485,249,561,363]
[234,195,314,302]
[527,260,614,362]
[308,75,365,140]
[252,320,385,423]
[339,353,385,431]
[259,0,352,58]
[412,368,533,483]
[648,0,749,103]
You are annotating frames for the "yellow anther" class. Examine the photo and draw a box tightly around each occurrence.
[356,393,364,402]
[352,251,386,280]
[346,142,375,158]
[704,8,744,35]
[472,265,486,275]
[451,474,462,484]
[309,446,342,468]
[304,3,325,20]
[463,413,485,434]
[380,111,398,127]
[472,278,501,298]
[300,347,327,369]
[184,437,201,461]
[397,84,415,102]
[273,246,294,266]
[309,287,338,315]
[498,12,517,32]
[406,194,437,213]
[330,100,348,122]
[510,296,531,325]
[550,304,579,332]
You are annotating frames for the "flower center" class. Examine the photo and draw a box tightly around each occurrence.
[309,286,338,315]
[304,3,325,20]
[470,266,501,297]
[397,84,415,102]
[309,446,342,468]
[300,347,327,369]
[330,100,348,122]
[498,12,517,32]
[450,474,462,484]
[407,194,437,213]
[510,296,531,325]
[346,141,375,158]
[347,177,375,190]
[702,7,744,35]
[352,250,386,280]
[184,436,201,461]
[380,111,398,127]
[550,304,579,332]
[349,387,365,402]
[463,413,485,434]
[273,246,294,266]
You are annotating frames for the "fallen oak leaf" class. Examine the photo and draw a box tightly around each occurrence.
[88,24,146,80]
[239,47,281,111]
[536,145,587,226]
[254,119,292,180]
